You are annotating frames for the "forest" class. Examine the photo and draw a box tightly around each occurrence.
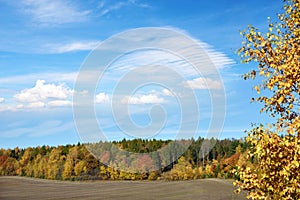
[0,137,249,181]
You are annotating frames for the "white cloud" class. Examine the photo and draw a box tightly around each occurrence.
[162,89,174,97]
[46,41,100,53]
[14,80,73,103]
[20,0,91,26]
[16,104,24,109]
[0,80,75,111]
[0,73,78,112]
[27,101,45,109]
[185,77,223,90]
[78,90,89,95]
[48,100,72,107]
[95,92,109,104]
[0,104,23,112]
[0,75,93,111]
[122,94,165,104]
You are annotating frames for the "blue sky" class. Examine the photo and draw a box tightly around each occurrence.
[0,0,282,148]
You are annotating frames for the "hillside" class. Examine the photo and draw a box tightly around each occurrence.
[0,138,247,181]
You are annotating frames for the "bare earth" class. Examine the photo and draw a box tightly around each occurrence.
[0,176,246,200]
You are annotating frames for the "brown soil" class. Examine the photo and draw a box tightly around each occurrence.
[0,176,246,200]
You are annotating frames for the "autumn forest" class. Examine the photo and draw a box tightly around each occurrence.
[0,138,249,181]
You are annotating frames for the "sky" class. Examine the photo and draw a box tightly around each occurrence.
[0,0,283,148]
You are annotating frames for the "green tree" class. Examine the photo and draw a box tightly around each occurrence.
[234,0,300,199]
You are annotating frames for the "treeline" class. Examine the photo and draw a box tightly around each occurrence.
[0,138,250,181]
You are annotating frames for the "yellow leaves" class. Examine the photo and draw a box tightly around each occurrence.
[268,27,273,32]
[254,86,261,94]
[235,126,300,199]
[261,39,268,47]
[268,186,274,192]
[292,160,299,168]
[248,36,253,42]
[277,96,284,104]
[259,70,264,75]
[236,1,300,198]
[233,180,238,187]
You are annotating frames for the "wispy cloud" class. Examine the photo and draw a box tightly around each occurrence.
[28,121,74,137]
[0,98,4,103]
[0,127,31,138]
[7,40,101,54]
[100,1,126,16]
[0,120,75,138]
[199,42,236,69]
[20,0,91,26]
[0,72,77,85]
[101,28,234,80]
[45,41,100,53]
[99,0,150,16]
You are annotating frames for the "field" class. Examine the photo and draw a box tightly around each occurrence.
[0,176,246,200]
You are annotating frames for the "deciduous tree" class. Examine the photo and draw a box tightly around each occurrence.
[234,0,300,199]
